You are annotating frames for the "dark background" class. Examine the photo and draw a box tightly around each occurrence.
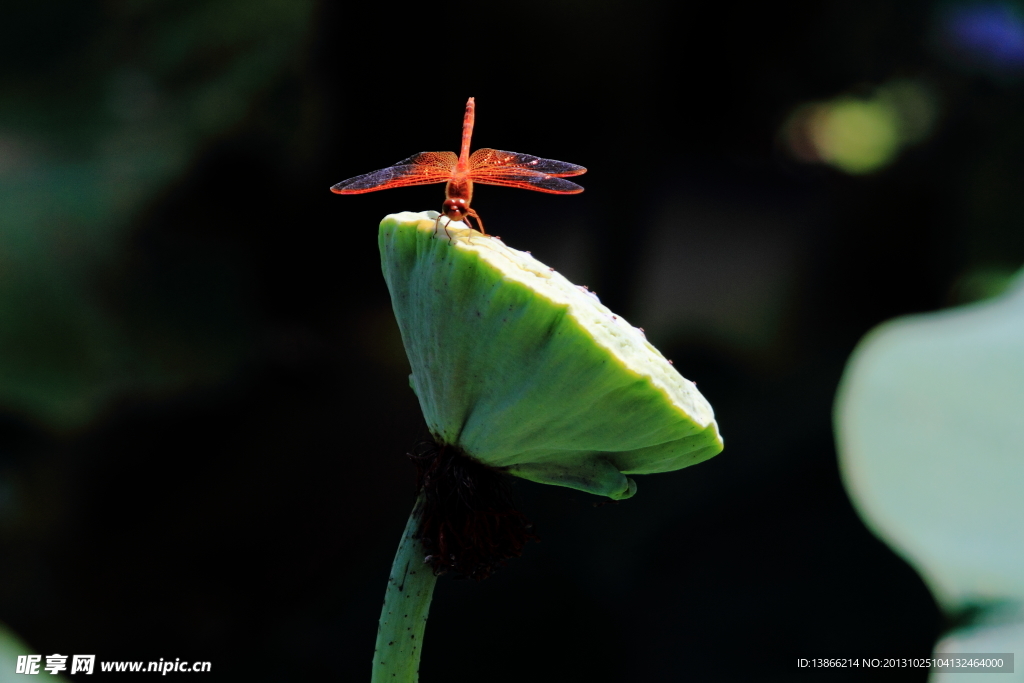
[2,0,1021,680]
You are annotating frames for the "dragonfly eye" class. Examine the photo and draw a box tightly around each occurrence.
[443,198,468,221]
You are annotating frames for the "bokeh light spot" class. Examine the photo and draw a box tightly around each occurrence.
[937,2,1024,72]
[810,98,900,174]
[784,79,939,175]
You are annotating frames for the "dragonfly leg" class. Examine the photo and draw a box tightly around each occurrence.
[467,209,487,235]
[432,214,456,244]
[441,215,455,244]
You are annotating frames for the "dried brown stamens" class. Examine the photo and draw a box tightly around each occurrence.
[408,440,537,581]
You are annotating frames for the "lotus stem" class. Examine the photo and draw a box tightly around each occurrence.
[371,493,436,683]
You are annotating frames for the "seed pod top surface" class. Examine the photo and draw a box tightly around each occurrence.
[380,211,723,499]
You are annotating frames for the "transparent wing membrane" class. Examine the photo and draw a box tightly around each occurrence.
[331,152,457,194]
[469,174,585,194]
[470,149,586,177]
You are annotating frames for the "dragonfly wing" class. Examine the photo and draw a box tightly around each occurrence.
[470,148,586,177]
[331,151,457,194]
[469,173,585,194]
[468,148,586,194]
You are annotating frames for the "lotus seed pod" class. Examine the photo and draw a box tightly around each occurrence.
[380,211,724,500]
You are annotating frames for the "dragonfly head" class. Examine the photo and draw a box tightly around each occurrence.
[442,197,470,223]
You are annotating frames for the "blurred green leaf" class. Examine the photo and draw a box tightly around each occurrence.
[0,0,314,428]
[836,268,1024,665]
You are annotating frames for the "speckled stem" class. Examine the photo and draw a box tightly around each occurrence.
[371,493,436,683]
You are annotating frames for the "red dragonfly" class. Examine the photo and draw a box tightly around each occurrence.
[330,97,585,235]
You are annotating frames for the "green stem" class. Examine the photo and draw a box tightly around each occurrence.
[371,493,437,683]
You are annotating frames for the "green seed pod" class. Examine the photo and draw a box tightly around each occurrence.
[380,211,723,500]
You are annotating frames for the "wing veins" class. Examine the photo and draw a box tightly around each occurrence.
[471,174,585,194]
[470,148,586,177]
[331,152,456,194]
